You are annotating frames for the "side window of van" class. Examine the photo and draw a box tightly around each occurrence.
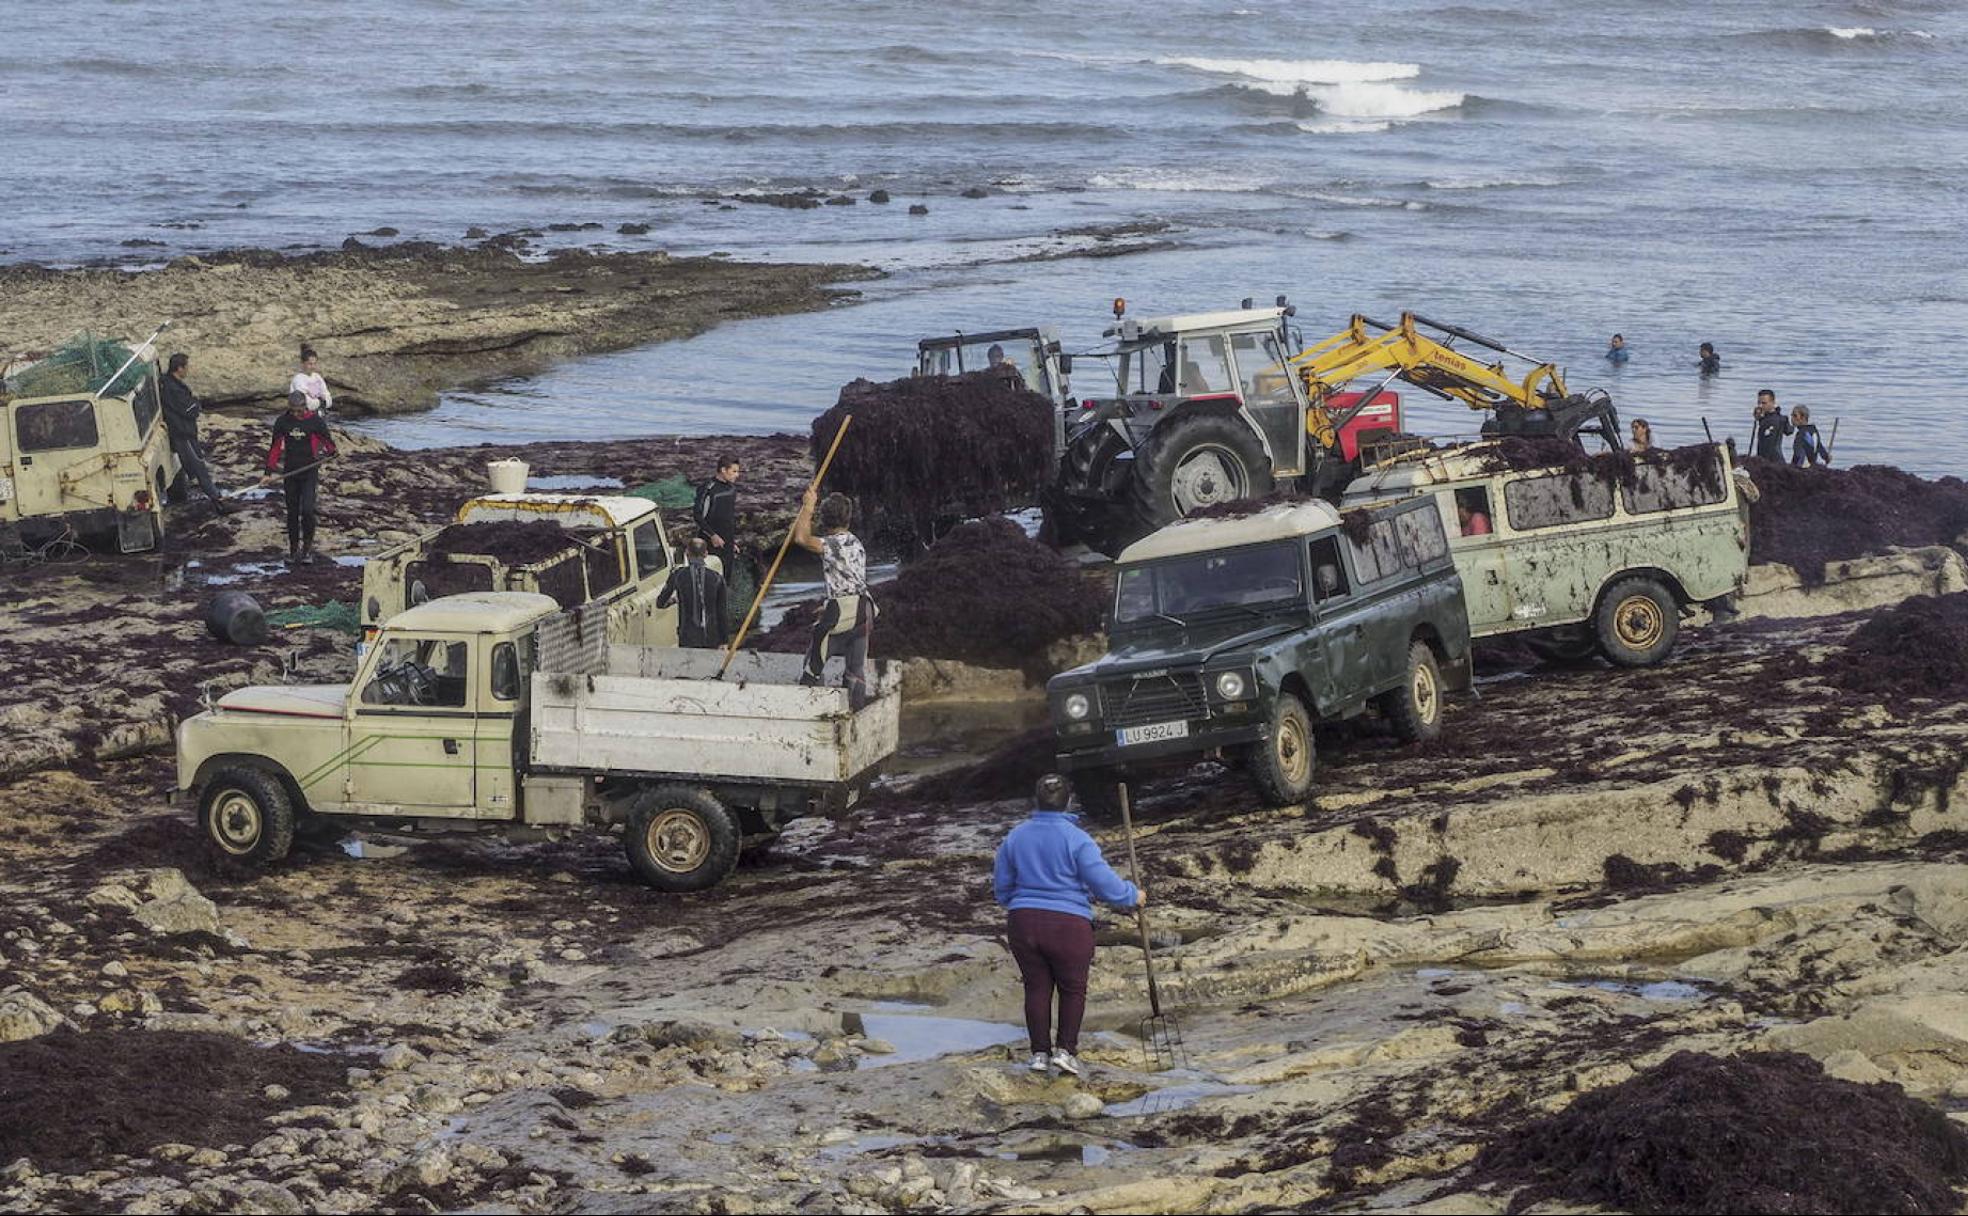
[1504,473,1615,531]
[1345,518,1411,584]
[16,399,99,452]
[631,520,668,578]
[1623,451,1727,514]
[1395,505,1450,565]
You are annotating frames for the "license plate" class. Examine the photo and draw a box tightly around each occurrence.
[1117,720,1189,747]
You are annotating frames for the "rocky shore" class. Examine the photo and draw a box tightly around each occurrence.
[0,241,874,415]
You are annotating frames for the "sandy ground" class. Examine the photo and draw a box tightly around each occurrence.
[0,242,873,413]
[5,417,1968,1211]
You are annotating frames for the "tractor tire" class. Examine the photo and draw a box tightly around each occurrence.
[1054,422,1136,556]
[1594,576,1679,668]
[199,766,296,875]
[1377,640,1444,743]
[625,785,742,893]
[1130,412,1274,535]
[1244,693,1315,806]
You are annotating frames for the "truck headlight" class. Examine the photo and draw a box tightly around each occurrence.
[1215,671,1247,700]
[1063,692,1091,721]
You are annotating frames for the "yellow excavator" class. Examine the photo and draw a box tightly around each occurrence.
[1045,302,1620,553]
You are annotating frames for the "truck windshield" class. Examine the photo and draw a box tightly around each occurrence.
[1115,542,1303,625]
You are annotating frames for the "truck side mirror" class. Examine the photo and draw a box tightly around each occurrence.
[1058,354,1073,375]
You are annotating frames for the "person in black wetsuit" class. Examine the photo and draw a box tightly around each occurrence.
[693,455,741,564]
[1789,405,1831,467]
[1751,388,1793,462]
[158,352,229,514]
[262,390,336,565]
[656,537,729,648]
[1698,342,1722,377]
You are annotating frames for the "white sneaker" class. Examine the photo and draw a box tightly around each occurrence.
[1028,1052,1050,1073]
[1049,1049,1082,1077]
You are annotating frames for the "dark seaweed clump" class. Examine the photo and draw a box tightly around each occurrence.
[1471,1049,1968,1215]
[0,1029,355,1171]
[425,519,591,567]
[811,370,1056,538]
[754,518,1104,674]
[910,727,1056,804]
[1187,489,1311,521]
[1746,459,1968,584]
[1813,593,1968,701]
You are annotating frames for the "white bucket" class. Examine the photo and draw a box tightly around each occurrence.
[487,459,529,495]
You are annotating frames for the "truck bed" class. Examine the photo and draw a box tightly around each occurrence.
[529,647,901,788]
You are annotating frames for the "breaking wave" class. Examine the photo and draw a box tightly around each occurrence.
[1158,56,1463,119]
[1156,56,1421,83]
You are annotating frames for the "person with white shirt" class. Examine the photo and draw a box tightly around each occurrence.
[290,345,333,412]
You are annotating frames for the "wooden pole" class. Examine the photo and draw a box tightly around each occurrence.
[719,414,853,677]
[1117,782,1163,1018]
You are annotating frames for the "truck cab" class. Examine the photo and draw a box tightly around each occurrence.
[1048,497,1468,807]
[1,346,179,553]
[1341,442,1749,666]
[360,493,680,646]
[179,591,901,893]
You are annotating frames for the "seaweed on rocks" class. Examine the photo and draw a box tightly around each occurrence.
[754,518,1104,675]
[0,1029,355,1172]
[1470,1049,1968,1215]
[811,371,1056,541]
[1745,459,1968,583]
[1812,593,1968,701]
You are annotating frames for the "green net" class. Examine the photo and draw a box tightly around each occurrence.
[629,474,698,509]
[3,334,152,399]
[266,601,363,634]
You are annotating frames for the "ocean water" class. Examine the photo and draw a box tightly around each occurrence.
[5,1,1965,472]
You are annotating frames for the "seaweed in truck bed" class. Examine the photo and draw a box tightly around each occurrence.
[811,369,1056,540]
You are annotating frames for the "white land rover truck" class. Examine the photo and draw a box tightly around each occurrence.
[175,591,900,892]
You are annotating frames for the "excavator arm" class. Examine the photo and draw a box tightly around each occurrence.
[1286,312,1614,454]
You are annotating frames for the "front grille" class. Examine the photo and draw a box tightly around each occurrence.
[1099,673,1208,728]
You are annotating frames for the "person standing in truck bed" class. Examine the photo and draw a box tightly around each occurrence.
[792,486,875,709]
[657,537,729,648]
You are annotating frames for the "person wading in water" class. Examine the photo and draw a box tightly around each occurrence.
[261,390,336,565]
[792,487,875,709]
[992,773,1143,1079]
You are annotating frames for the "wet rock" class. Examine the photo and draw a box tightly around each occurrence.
[869,189,891,204]
[100,961,128,978]
[238,1182,304,1215]
[908,204,930,216]
[618,222,652,235]
[365,227,400,238]
[377,1043,423,1071]
[0,992,63,1042]
[860,1037,896,1055]
[1062,1091,1105,1119]
[824,195,856,206]
[84,883,142,912]
[386,1146,452,1190]
[465,226,489,239]
[960,186,990,199]
[641,1020,742,1052]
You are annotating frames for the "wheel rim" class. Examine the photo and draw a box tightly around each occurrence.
[644,809,712,874]
[1275,712,1311,786]
[1413,660,1439,724]
[1613,594,1666,650]
[1169,443,1249,515]
[210,790,263,855]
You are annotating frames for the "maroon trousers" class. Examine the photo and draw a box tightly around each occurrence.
[1007,908,1095,1054]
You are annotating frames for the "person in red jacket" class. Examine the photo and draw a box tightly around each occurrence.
[261,390,337,564]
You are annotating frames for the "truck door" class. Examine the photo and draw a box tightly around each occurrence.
[1306,535,1373,710]
[1442,483,1516,636]
[478,634,533,818]
[345,633,481,816]
[625,518,678,646]
[10,398,101,517]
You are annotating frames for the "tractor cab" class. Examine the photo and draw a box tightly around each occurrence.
[915,326,1069,408]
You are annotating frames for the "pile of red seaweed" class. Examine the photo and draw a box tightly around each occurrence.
[753,517,1104,673]
[1810,593,1968,701]
[1470,1049,1968,1215]
[1745,459,1968,583]
[811,370,1056,539]
[424,519,589,567]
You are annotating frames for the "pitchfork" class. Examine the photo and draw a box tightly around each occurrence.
[1116,781,1186,1070]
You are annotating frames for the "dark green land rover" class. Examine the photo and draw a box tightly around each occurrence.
[1049,498,1472,806]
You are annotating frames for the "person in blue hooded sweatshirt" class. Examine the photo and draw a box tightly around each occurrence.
[993,773,1142,1079]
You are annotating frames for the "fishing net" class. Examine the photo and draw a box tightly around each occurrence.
[265,601,363,634]
[628,474,697,509]
[4,334,152,399]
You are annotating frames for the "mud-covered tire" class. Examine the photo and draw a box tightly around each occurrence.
[198,766,295,874]
[1594,576,1679,668]
[1054,423,1137,556]
[1377,640,1444,743]
[625,785,742,893]
[1245,693,1315,805]
[1129,412,1275,535]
